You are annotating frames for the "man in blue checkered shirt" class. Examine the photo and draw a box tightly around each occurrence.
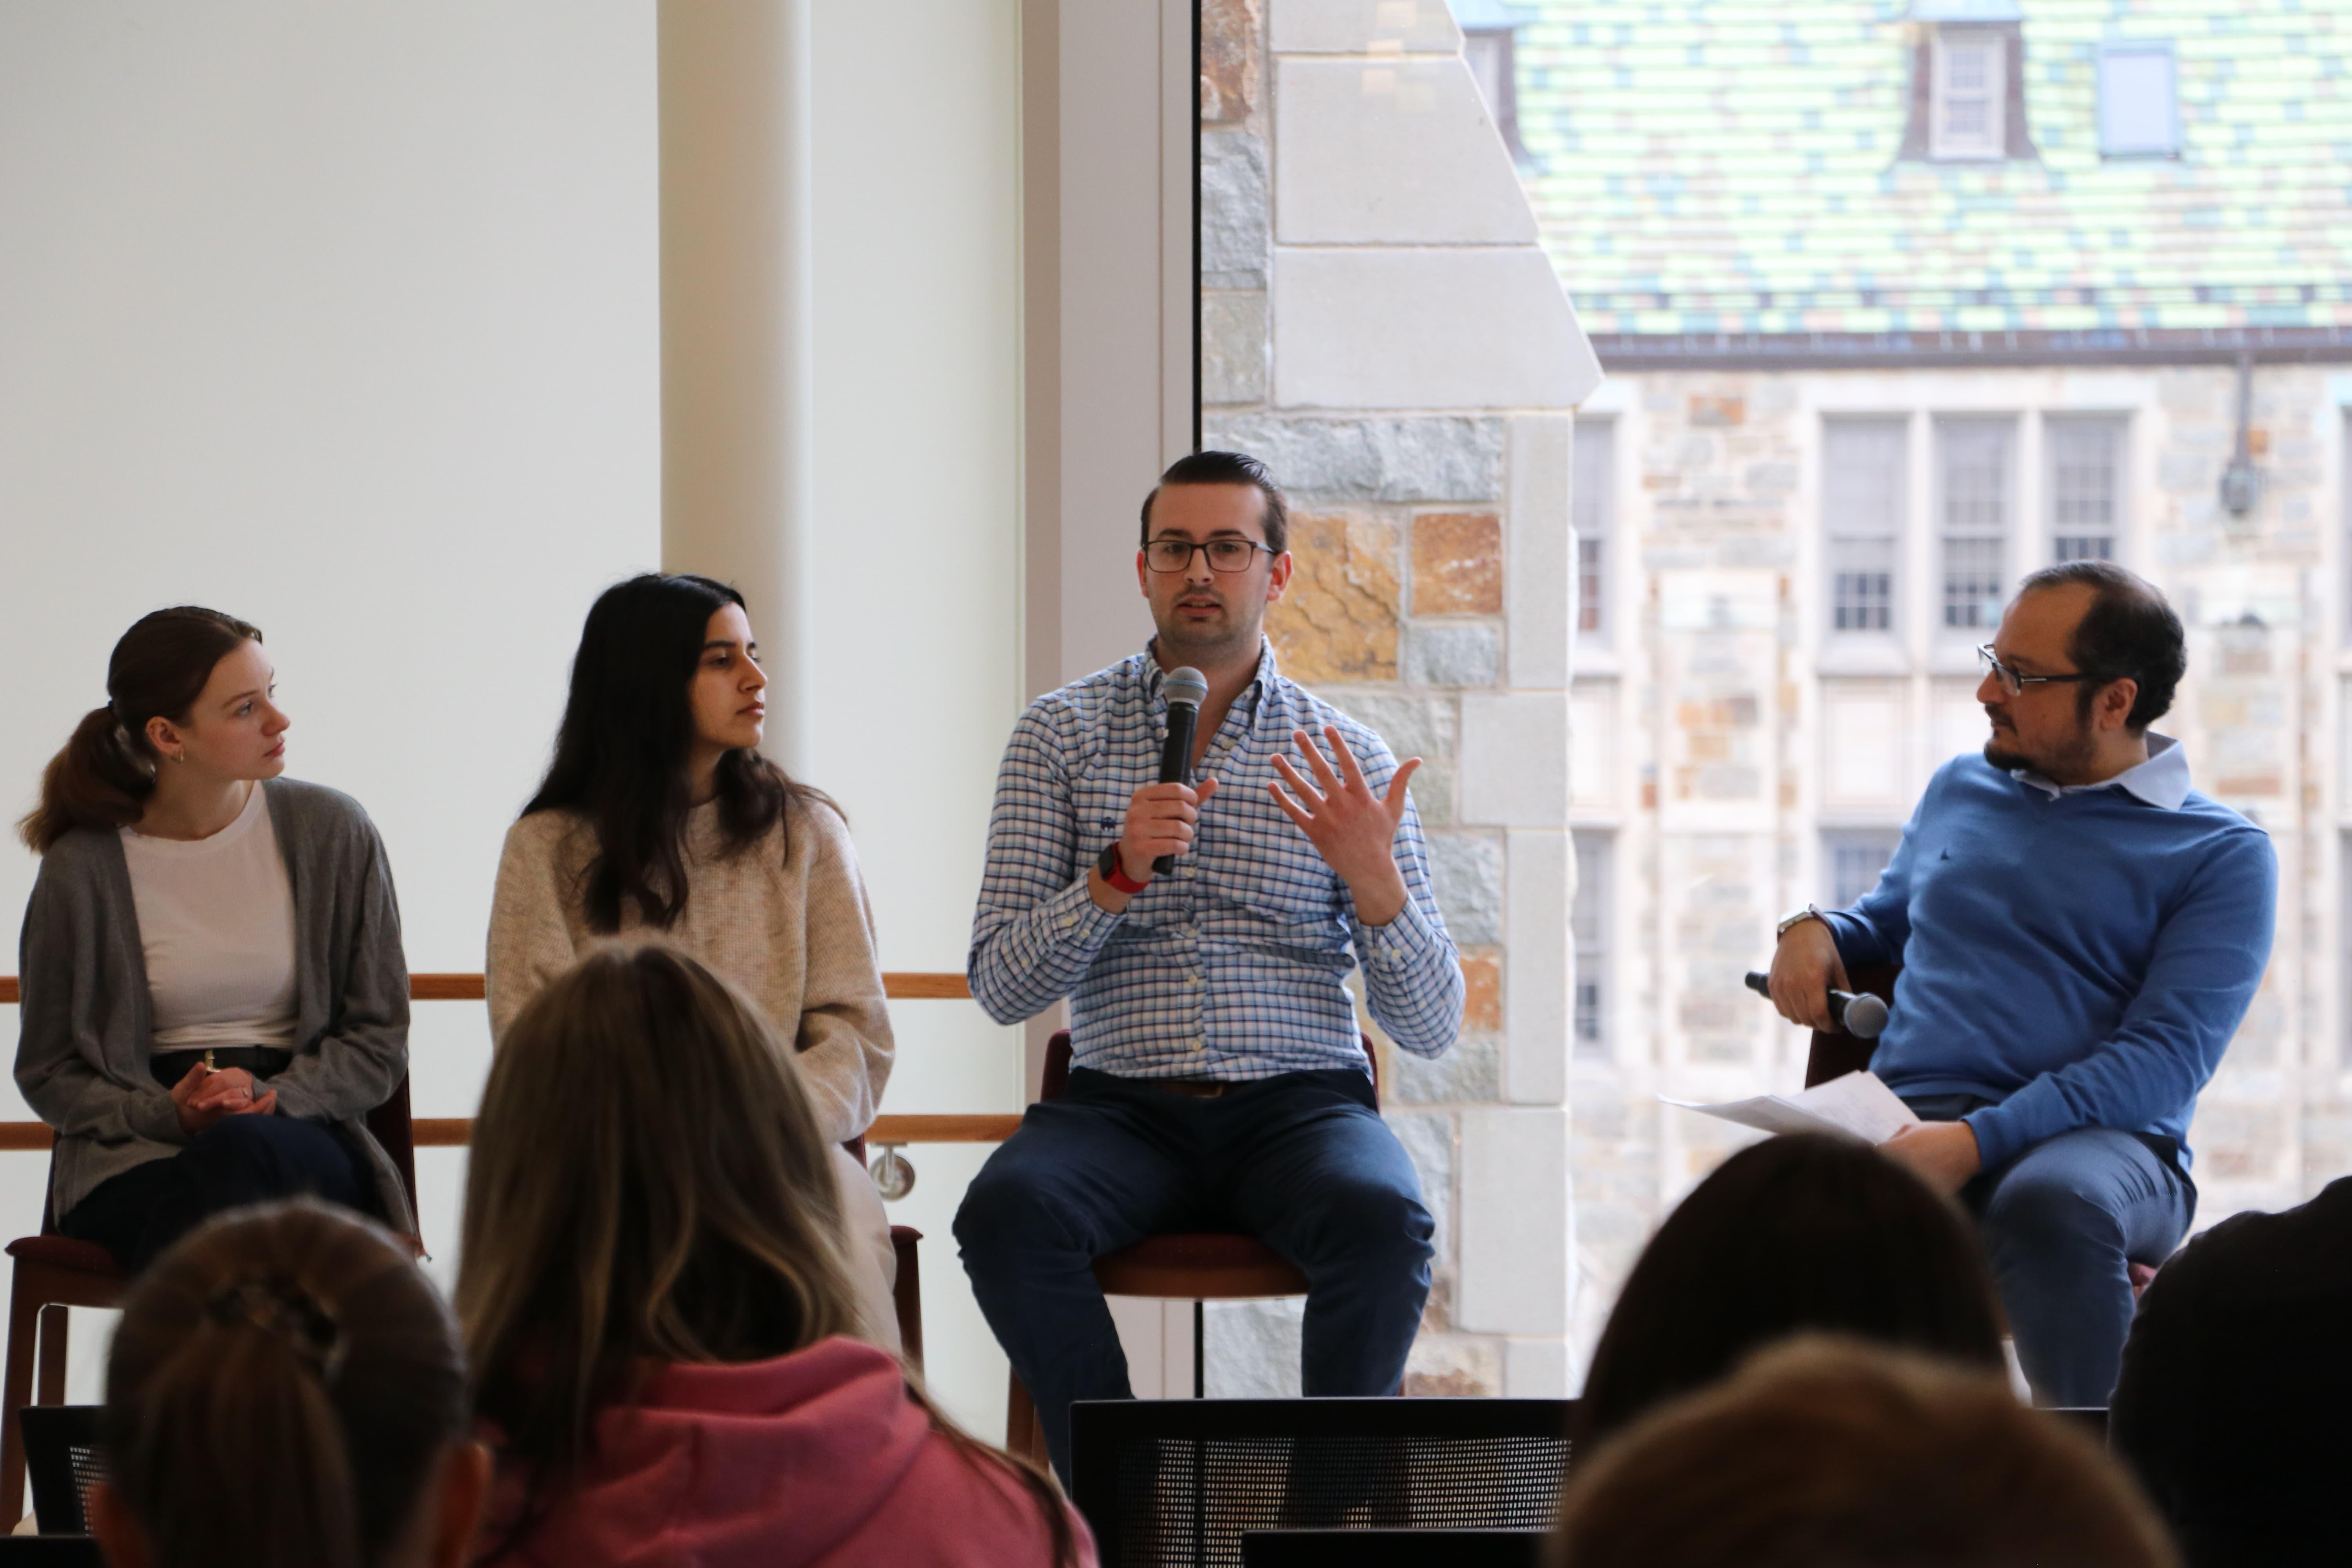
[955,450,1464,1483]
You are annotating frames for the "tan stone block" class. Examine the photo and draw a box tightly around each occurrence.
[1200,0,1261,125]
[1404,1334,1502,1398]
[1265,511,1400,681]
[1460,950,1502,1033]
[1412,511,1503,615]
[1690,393,1745,426]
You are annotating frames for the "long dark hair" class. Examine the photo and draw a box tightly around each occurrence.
[101,1201,469,1568]
[459,947,1077,1565]
[18,606,262,852]
[523,574,822,931]
[1576,1133,2005,1455]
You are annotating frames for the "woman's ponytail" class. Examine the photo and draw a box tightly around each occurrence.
[100,1202,468,1568]
[115,1283,366,1568]
[16,606,262,852]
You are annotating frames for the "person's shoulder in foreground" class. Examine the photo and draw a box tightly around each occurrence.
[2111,1176,2352,1568]
[495,1337,1094,1568]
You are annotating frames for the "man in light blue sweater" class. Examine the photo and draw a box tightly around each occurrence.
[1767,561,2275,1406]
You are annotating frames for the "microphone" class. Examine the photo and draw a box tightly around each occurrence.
[1743,970,1888,1040]
[1153,667,1209,875]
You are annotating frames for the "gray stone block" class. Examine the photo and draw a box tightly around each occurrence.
[1405,623,1500,687]
[1204,1298,1304,1397]
[1204,415,1504,502]
[1390,1033,1501,1107]
[1201,130,1269,287]
[1387,1110,1457,1261]
[1332,692,1457,764]
[1425,833,1502,943]
[1202,290,1268,405]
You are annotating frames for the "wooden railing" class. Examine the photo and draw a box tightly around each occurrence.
[0,972,1023,1151]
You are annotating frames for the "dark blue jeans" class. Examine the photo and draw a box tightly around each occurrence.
[955,1067,1434,1484]
[1911,1094,2194,1408]
[60,1115,375,1275]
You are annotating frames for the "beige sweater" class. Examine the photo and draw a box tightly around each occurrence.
[486,796,893,1144]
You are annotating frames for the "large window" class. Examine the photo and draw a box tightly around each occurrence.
[2047,416,2124,563]
[1823,828,1902,910]
[1575,419,1614,643]
[1823,419,1905,635]
[1573,831,1612,1060]
[1938,420,2014,633]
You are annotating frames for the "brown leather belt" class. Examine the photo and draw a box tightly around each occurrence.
[1142,1078,1235,1098]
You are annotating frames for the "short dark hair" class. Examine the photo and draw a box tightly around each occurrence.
[1575,1134,2005,1456]
[1138,450,1289,555]
[2016,561,2185,732]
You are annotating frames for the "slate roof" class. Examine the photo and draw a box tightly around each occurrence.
[1510,1,2352,354]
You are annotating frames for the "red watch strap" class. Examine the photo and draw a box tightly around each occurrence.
[1100,844,1148,894]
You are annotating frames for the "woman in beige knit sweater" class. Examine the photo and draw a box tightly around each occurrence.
[485,573,899,1346]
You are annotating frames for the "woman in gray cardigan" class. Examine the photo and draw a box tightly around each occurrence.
[14,607,413,1271]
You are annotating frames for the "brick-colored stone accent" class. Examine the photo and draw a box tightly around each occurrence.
[1460,949,1502,1033]
[1265,511,1401,682]
[1199,0,1259,125]
[1412,511,1504,614]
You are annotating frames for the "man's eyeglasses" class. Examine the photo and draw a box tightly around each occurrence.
[1976,643,2097,698]
[1145,538,1270,574]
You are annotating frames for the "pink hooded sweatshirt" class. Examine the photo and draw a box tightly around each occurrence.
[487,1336,1094,1568]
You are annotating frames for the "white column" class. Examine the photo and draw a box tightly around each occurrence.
[657,0,817,775]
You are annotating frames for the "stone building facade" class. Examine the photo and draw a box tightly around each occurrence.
[1196,0,1600,1397]
[1564,361,2352,1364]
[1502,0,2352,1372]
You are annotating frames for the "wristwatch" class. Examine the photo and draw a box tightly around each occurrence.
[1775,903,1824,940]
[1098,841,1149,895]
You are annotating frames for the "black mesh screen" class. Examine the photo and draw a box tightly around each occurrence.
[65,1443,101,1534]
[1099,1428,1570,1568]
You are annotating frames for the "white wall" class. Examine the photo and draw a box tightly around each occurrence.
[0,0,661,1388]
[801,0,1027,1436]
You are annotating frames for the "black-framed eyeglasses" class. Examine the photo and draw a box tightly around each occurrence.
[1144,537,1270,574]
[1976,643,2096,698]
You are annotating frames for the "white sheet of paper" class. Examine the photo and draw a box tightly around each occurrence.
[1661,1071,1921,1145]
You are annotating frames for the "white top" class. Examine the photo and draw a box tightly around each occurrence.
[120,783,300,1053]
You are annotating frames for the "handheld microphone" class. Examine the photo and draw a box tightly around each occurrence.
[1743,970,1888,1040]
[1154,667,1209,875]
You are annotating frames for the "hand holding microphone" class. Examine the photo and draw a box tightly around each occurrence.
[1758,915,1887,1037]
[1742,969,1887,1039]
[1098,668,1218,903]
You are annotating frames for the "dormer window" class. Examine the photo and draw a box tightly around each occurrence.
[1899,3,2036,163]
[1931,31,2005,160]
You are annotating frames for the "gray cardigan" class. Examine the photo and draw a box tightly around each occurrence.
[13,778,415,1232]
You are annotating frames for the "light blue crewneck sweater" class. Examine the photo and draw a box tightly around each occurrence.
[1822,740,2275,1172]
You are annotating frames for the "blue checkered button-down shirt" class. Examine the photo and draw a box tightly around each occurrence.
[968,641,1463,1080]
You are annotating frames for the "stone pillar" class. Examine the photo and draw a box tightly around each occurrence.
[656,0,818,773]
[1200,0,1599,1398]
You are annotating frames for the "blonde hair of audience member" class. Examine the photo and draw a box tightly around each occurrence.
[1552,1337,2178,1568]
[457,944,1077,1564]
[88,1201,488,1568]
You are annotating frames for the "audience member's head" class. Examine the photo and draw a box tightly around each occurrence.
[91,1200,486,1568]
[1553,1338,2179,1568]
[460,944,860,1476]
[2110,1174,2352,1566]
[459,944,1074,1563]
[1576,1132,2004,1452]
